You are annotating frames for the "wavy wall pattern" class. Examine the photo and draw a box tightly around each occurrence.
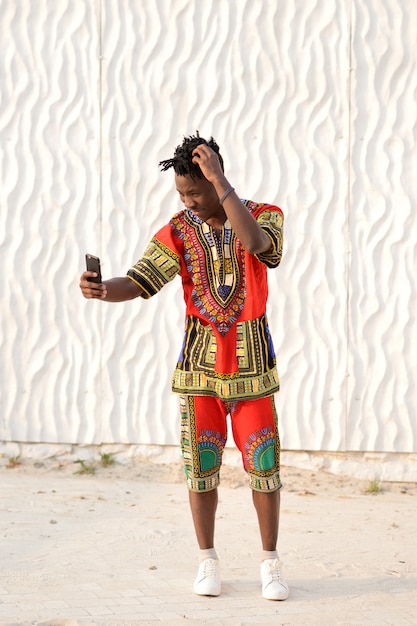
[0,1,415,455]
[348,1,417,452]
[0,1,102,444]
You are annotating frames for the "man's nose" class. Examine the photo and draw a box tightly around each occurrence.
[186,198,197,210]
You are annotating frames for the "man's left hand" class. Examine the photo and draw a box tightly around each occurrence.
[192,144,225,184]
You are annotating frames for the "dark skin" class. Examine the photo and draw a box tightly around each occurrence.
[80,144,280,551]
[79,146,271,299]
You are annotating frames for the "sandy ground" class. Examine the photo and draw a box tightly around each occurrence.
[0,458,416,625]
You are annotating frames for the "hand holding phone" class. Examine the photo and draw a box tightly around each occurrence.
[85,254,102,283]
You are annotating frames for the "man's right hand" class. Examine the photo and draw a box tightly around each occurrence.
[79,274,142,302]
[79,271,107,299]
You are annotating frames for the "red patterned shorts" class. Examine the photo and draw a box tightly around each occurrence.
[179,394,281,493]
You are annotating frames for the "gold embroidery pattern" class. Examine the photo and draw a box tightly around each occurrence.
[176,313,277,399]
[171,211,246,335]
[126,239,180,297]
[180,395,222,492]
[172,366,279,401]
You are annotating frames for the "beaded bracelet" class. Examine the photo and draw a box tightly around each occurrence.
[219,185,235,205]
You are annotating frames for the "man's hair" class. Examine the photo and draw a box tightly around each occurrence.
[159,132,224,180]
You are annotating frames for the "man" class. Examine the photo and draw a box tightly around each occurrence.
[79,134,289,600]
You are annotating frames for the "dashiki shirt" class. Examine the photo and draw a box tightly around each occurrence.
[126,200,284,401]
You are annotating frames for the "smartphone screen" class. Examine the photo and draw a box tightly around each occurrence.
[85,254,102,283]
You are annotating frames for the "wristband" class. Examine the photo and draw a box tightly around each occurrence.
[219,185,235,205]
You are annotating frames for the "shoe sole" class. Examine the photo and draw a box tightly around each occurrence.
[262,589,289,601]
[193,587,221,597]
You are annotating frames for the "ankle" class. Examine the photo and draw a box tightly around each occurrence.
[261,549,278,562]
[199,548,218,562]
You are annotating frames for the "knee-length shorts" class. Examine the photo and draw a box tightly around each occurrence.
[179,394,282,493]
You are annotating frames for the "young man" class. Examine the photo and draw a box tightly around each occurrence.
[79,134,289,601]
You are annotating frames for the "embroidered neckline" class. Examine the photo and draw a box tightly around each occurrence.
[201,219,237,307]
[171,212,246,335]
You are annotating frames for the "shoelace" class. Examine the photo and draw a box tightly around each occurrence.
[263,559,283,583]
[200,558,218,579]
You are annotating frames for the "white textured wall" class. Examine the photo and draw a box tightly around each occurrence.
[348,2,417,452]
[0,1,416,455]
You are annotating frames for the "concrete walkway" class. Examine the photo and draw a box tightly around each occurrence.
[0,462,416,625]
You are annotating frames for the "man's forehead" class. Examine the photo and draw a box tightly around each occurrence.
[175,173,206,192]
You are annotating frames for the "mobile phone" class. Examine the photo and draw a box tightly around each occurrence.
[85,254,102,283]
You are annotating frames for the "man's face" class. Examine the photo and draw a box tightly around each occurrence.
[175,174,225,225]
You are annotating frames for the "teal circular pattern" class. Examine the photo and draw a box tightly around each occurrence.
[253,439,275,471]
[244,427,276,472]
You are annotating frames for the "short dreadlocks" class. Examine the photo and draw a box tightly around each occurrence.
[159,132,224,180]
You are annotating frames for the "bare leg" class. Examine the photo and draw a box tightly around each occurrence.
[189,488,218,549]
[252,489,280,551]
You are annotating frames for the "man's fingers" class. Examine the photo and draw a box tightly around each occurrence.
[79,274,106,299]
[81,270,98,281]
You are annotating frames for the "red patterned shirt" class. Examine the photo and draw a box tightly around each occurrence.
[127,200,284,401]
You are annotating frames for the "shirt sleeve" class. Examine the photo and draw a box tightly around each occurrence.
[254,207,284,268]
[126,227,181,299]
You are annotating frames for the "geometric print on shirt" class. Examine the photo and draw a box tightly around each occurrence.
[172,313,279,400]
[126,239,180,298]
[171,210,246,335]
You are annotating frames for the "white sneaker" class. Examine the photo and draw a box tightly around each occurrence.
[260,558,289,600]
[193,558,221,596]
